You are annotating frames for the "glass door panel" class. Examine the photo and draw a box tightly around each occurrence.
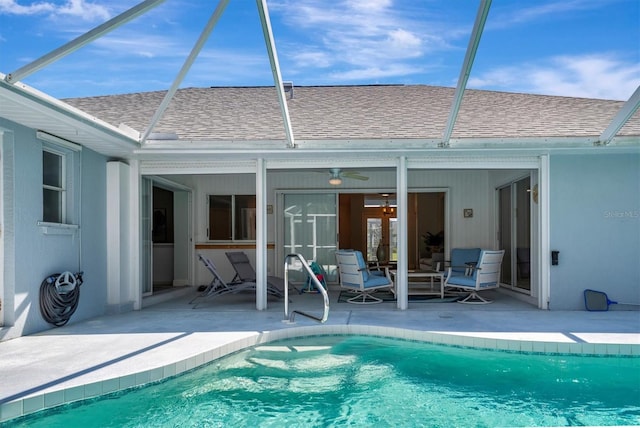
[498,176,531,293]
[389,218,398,261]
[365,214,396,263]
[283,193,337,282]
[499,186,512,285]
[366,218,382,261]
[141,177,153,295]
[515,178,531,291]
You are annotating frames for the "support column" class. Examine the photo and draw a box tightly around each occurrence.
[255,158,267,310]
[106,161,134,313]
[539,154,550,309]
[396,157,409,310]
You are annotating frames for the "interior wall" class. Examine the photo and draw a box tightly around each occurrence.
[417,192,445,257]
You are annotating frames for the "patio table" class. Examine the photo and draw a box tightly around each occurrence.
[390,269,445,299]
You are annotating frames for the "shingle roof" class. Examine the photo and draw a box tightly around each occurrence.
[64,85,640,142]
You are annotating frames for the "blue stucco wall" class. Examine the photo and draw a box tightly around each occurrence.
[549,152,640,310]
[1,118,108,338]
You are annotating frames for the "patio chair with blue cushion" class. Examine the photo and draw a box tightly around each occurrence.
[336,250,394,304]
[446,247,482,278]
[444,249,505,304]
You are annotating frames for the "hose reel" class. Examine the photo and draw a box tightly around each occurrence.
[39,271,84,327]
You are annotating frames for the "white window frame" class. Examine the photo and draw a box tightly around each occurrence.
[37,133,81,235]
[42,147,67,224]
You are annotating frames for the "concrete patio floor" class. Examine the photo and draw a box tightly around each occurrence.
[1,287,639,422]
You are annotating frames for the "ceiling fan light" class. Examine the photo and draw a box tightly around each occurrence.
[329,177,342,185]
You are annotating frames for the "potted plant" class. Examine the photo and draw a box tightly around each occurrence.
[422,231,444,256]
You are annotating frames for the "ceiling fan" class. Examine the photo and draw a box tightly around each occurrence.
[328,168,369,185]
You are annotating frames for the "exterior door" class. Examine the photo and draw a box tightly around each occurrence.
[498,176,531,293]
[283,193,337,282]
[141,177,153,295]
[365,212,397,263]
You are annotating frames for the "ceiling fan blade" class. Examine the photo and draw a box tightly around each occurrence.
[342,171,369,181]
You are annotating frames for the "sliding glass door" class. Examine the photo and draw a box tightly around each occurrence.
[141,177,153,295]
[283,193,337,282]
[498,176,531,293]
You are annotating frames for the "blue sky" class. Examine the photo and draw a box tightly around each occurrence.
[0,0,638,100]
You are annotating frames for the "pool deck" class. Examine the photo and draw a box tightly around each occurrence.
[1,288,639,422]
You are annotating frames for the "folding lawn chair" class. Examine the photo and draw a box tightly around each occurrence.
[190,254,257,308]
[225,251,287,299]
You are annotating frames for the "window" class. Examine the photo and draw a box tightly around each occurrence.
[39,133,81,230]
[208,195,256,240]
[42,149,65,223]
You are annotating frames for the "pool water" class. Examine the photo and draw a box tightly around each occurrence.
[9,335,640,427]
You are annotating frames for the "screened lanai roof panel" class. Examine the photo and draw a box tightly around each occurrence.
[63,84,640,143]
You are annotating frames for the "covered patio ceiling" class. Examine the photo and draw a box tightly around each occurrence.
[0,0,638,159]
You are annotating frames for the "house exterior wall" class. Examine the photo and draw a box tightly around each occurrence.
[0,118,108,340]
[549,152,640,310]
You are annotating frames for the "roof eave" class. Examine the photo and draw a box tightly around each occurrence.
[0,73,140,158]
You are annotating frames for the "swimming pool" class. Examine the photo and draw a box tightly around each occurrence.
[9,335,640,427]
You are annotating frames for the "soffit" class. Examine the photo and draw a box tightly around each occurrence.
[0,77,139,158]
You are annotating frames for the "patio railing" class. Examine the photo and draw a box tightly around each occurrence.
[283,254,329,324]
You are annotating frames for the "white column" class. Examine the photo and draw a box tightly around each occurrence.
[106,161,135,312]
[129,160,141,310]
[396,157,409,310]
[255,158,267,310]
[538,154,550,309]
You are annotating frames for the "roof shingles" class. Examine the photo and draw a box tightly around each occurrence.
[64,85,640,142]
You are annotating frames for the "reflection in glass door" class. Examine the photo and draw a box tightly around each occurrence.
[365,213,397,263]
[498,177,531,293]
[283,193,337,282]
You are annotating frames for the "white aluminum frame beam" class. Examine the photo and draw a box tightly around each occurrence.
[256,0,297,149]
[440,0,492,147]
[4,0,165,84]
[598,85,640,145]
[141,0,230,143]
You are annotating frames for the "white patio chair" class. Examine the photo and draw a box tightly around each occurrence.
[444,249,505,304]
[335,250,394,304]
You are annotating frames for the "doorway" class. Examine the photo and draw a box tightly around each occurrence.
[363,194,397,263]
[141,177,193,296]
[498,176,532,293]
[338,192,445,270]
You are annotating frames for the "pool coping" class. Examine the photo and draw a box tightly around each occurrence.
[2,325,639,423]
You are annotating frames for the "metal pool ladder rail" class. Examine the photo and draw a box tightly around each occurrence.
[283,254,329,324]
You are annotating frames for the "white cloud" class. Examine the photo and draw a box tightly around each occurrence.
[0,0,109,21]
[270,0,454,82]
[92,33,186,60]
[0,0,55,15]
[468,54,640,100]
[291,51,333,68]
[487,0,610,29]
[329,63,423,81]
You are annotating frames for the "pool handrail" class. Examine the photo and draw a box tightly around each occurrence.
[283,254,330,323]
